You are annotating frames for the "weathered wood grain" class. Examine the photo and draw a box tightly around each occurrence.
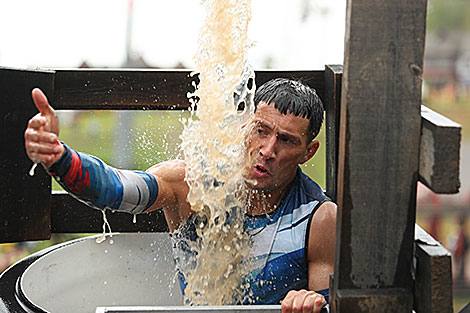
[0,67,54,243]
[334,288,412,313]
[52,69,326,110]
[414,224,453,313]
[54,69,197,110]
[419,105,461,194]
[324,65,342,201]
[333,0,428,311]
[50,191,168,233]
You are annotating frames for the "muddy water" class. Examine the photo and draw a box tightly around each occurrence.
[178,0,255,305]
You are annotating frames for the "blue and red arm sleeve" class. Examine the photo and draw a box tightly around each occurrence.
[48,143,159,214]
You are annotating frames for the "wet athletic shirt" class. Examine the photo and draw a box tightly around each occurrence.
[172,167,332,304]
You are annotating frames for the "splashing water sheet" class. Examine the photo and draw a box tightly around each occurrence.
[178,0,257,305]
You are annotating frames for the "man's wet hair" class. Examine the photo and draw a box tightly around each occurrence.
[254,78,324,142]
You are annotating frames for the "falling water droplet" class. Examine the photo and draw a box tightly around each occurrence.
[29,163,38,176]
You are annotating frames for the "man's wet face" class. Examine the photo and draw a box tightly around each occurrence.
[244,103,315,194]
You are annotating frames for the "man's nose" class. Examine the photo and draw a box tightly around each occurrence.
[259,135,276,159]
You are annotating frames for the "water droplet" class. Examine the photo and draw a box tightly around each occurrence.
[29,163,38,176]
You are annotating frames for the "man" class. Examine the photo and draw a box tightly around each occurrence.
[24,78,336,313]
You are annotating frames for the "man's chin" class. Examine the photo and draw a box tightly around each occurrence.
[244,177,271,191]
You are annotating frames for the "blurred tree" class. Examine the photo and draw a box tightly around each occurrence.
[427,0,470,33]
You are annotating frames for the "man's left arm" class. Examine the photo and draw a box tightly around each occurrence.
[281,201,337,313]
[307,201,337,291]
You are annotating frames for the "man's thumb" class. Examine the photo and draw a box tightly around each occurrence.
[32,88,54,116]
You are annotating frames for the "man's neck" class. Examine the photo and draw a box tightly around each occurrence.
[246,187,286,216]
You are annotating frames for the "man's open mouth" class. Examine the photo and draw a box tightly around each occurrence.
[254,164,269,175]
[256,165,267,173]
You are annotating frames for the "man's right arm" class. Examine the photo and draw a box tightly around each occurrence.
[24,88,190,228]
[46,142,159,214]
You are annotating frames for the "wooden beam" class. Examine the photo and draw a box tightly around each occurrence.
[419,105,461,194]
[332,0,428,311]
[54,69,196,110]
[53,69,325,110]
[0,67,54,243]
[51,191,168,233]
[334,288,412,312]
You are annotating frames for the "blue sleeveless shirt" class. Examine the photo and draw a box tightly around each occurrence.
[171,167,331,304]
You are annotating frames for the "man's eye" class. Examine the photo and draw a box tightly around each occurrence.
[279,135,290,143]
[254,126,265,135]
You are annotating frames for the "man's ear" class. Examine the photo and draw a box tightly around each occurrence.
[299,140,319,164]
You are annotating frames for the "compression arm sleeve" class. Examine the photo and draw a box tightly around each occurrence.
[47,143,159,214]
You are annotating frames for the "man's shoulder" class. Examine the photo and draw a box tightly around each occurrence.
[295,168,330,202]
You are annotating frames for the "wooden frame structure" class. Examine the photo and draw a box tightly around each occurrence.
[0,0,464,312]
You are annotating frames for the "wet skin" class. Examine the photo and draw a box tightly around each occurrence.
[244,102,319,215]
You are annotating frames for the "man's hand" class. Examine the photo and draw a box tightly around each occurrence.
[281,290,327,313]
[24,88,63,168]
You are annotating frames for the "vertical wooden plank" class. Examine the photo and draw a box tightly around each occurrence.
[414,225,453,313]
[324,65,342,201]
[332,0,428,311]
[0,67,54,243]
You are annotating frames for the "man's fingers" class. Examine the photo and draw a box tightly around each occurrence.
[307,293,325,313]
[28,91,60,136]
[292,291,309,313]
[28,151,56,165]
[28,114,47,129]
[282,290,326,313]
[281,291,296,313]
[25,128,58,144]
[32,88,54,116]
[302,294,317,313]
[26,141,60,156]
[26,88,60,167]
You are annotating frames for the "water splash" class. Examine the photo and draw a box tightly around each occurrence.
[178,0,256,305]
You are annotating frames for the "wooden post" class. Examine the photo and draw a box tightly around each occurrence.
[0,68,54,243]
[324,65,342,201]
[332,0,428,311]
